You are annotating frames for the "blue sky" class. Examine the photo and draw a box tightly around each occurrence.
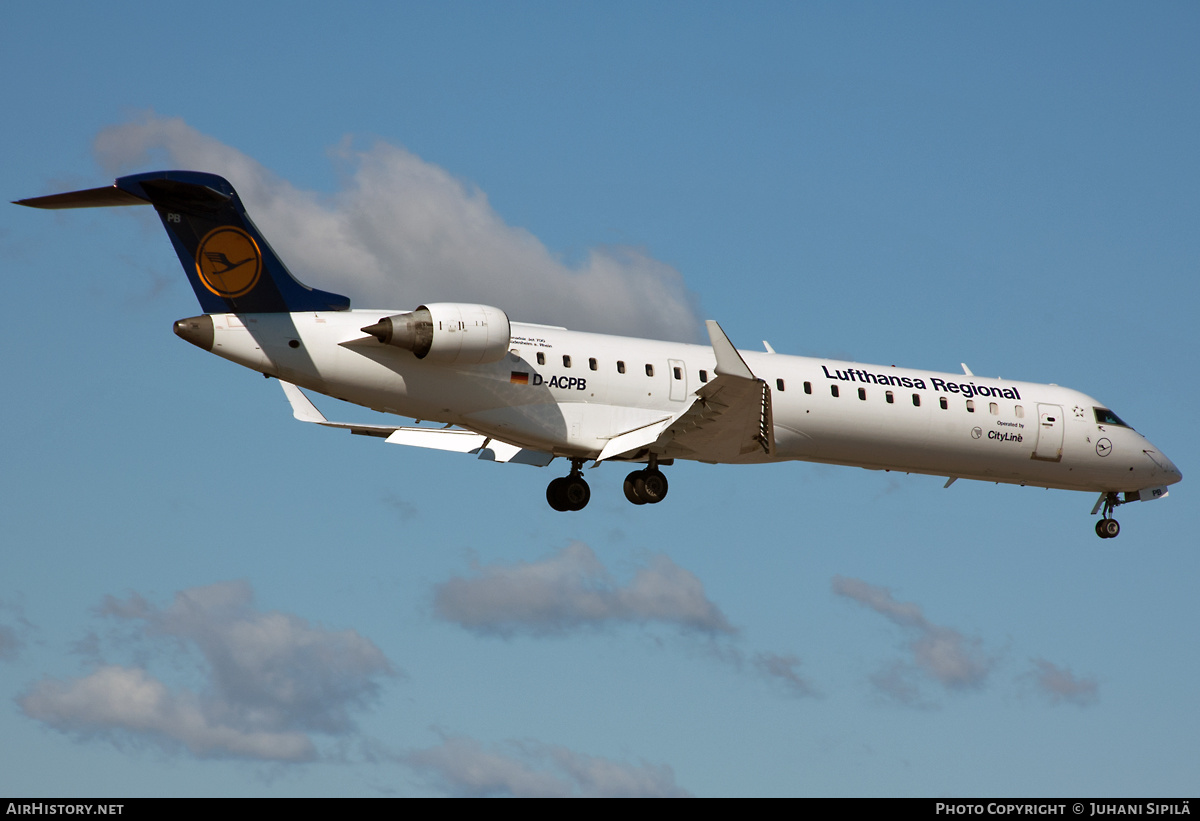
[2,1,1197,797]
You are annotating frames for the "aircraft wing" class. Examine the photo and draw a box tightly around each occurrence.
[656,370,774,462]
[598,321,775,463]
[278,381,554,466]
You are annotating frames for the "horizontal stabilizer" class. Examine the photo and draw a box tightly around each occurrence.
[17,171,349,314]
[15,186,149,209]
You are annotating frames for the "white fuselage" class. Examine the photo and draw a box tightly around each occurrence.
[202,310,1181,494]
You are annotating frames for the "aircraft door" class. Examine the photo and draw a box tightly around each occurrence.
[668,359,687,402]
[1032,403,1064,462]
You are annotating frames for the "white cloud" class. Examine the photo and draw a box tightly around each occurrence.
[1027,658,1098,706]
[433,542,735,636]
[405,736,691,797]
[22,666,314,761]
[433,543,821,697]
[92,113,703,341]
[20,581,394,761]
[832,575,993,701]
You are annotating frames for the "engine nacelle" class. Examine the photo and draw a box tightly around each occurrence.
[361,303,511,365]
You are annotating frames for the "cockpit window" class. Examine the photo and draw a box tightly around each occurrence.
[1094,408,1131,428]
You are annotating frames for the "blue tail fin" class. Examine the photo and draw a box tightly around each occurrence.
[15,170,350,313]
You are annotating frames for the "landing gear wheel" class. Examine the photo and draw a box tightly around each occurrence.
[547,477,570,512]
[546,460,590,512]
[635,468,669,504]
[623,467,669,505]
[562,475,590,511]
[624,471,647,505]
[1093,492,1122,538]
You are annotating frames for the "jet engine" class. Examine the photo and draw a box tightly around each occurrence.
[361,303,511,365]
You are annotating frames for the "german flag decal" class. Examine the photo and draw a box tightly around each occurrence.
[510,372,530,385]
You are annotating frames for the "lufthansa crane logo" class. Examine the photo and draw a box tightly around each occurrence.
[195,227,262,298]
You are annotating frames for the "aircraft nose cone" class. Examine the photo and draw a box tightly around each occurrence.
[1145,444,1183,486]
[1165,457,1183,485]
[174,314,214,351]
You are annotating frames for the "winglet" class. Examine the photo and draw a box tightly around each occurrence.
[706,320,756,380]
[279,380,328,423]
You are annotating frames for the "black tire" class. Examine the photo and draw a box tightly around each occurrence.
[546,477,569,511]
[635,468,669,504]
[624,471,646,505]
[564,476,591,511]
[1095,519,1108,539]
[1100,519,1120,539]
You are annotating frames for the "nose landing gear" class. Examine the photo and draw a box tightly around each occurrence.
[1094,491,1121,539]
[546,459,591,511]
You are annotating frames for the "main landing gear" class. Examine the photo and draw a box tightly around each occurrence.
[544,455,672,511]
[1094,491,1121,539]
[623,453,669,506]
[546,459,591,512]
[623,467,669,505]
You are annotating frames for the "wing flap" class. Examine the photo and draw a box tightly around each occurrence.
[385,427,487,451]
[278,381,553,466]
[596,415,674,462]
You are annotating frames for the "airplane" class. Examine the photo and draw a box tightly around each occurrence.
[16,170,1182,537]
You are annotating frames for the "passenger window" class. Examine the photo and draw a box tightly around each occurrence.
[885,390,894,404]
[989,402,998,415]
[858,387,866,400]
[563,355,572,368]
[912,394,921,407]
[1015,405,1024,418]
[939,397,948,410]
[966,399,975,413]
[699,370,708,383]
[617,360,626,374]
[776,378,785,391]
[589,358,598,371]
[831,385,839,398]
[536,352,545,366]
[803,381,812,394]
[645,364,654,377]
